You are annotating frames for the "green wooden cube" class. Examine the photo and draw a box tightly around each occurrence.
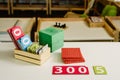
[39,27,64,52]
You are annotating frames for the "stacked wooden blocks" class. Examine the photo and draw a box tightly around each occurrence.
[39,27,64,52]
[62,48,85,64]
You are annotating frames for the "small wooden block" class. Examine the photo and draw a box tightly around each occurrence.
[93,66,107,75]
[17,35,32,51]
[10,26,24,40]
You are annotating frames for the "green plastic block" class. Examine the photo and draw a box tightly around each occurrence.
[39,27,64,52]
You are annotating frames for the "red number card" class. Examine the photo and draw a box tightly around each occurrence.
[52,66,89,75]
[11,26,24,40]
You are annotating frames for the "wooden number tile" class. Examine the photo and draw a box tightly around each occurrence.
[93,66,107,75]
[11,26,24,40]
[17,35,32,51]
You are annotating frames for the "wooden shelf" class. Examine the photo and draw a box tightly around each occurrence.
[0,4,8,9]
[11,0,49,15]
[49,0,89,15]
[105,16,120,42]
[12,4,47,10]
[0,0,10,15]
[0,0,92,15]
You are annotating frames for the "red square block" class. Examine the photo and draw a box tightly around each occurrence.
[61,48,85,64]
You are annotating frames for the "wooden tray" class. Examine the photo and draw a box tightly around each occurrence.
[35,18,114,42]
[0,18,35,41]
[105,16,120,42]
[87,17,104,27]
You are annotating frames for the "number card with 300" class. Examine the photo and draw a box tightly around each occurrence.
[52,66,89,75]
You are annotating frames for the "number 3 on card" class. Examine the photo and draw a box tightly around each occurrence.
[52,66,89,75]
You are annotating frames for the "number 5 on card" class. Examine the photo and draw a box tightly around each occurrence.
[93,66,107,75]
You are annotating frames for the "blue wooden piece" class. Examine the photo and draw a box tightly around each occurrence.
[17,35,32,51]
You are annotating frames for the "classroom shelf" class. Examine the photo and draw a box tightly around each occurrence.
[0,0,92,15]
[10,0,49,15]
[49,0,89,15]
[0,0,10,15]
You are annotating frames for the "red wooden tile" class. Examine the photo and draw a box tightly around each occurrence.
[61,48,85,64]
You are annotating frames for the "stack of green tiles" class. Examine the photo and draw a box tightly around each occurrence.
[39,27,64,52]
